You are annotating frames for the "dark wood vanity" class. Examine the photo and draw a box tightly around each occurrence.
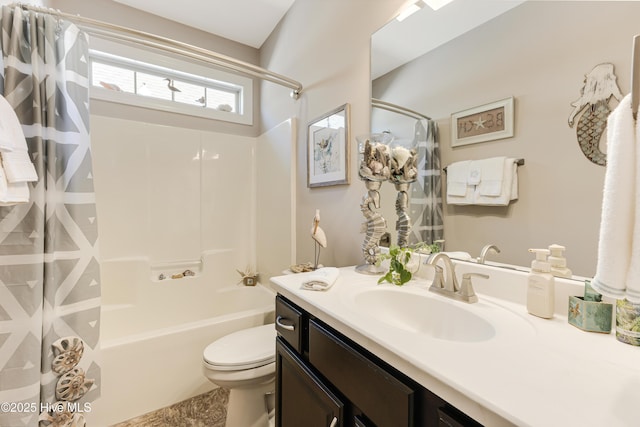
[275,295,483,427]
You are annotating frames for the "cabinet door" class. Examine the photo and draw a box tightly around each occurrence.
[309,320,416,427]
[276,337,344,427]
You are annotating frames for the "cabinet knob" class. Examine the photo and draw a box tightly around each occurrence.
[276,315,295,331]
[329,416,338,427]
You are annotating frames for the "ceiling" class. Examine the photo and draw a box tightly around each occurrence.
[112,0,296,48]
[372,0,526,80]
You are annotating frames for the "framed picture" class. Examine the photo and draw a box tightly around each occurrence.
[307,103,350,187]
[451,97,514,147]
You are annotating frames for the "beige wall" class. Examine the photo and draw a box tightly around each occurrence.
[260,0,405,268]
[51,0,262,136]
[372,1,640,276]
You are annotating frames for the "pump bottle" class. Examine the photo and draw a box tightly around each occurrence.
[548,244,572,278]
[527,248,555,319]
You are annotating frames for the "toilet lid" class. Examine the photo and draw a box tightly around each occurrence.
[203,323,276,371]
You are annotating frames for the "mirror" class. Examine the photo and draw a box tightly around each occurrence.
[371,0,640,277]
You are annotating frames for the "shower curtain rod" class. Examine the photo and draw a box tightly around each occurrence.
[12,3,303,99]
[371,98,432,120]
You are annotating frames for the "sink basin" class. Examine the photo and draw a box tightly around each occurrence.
[352,288,497,342]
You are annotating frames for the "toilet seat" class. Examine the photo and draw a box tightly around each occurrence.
[203,323,276,371]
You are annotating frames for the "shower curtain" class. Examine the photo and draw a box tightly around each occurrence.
[409,118,444,245]
[0,6,100,427]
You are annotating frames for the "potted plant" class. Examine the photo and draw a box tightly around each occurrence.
[377,241,443,286]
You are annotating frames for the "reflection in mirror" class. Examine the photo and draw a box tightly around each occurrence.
[371,0,640,277]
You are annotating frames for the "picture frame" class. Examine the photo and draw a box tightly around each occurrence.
[307,103,351,187]
[451,97,514,147]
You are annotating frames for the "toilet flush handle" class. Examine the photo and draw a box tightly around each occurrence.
[276,316,295,331]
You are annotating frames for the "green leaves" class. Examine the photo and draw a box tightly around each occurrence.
[377,245,414,286]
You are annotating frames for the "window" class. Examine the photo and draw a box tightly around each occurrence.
[89,39,253,125]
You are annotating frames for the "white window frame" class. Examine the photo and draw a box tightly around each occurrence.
[88,37,254,125]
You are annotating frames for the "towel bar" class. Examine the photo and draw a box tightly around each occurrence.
[443,158,524,173]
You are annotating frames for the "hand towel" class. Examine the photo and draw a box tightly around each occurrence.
[592,94,635,300]
[0,164,30,205]
[301,267,340,291]
[477,156,507,196]
[473,158,517,206]
[1,150,37,183]
[0,95,26,152]
[446,160,474,205]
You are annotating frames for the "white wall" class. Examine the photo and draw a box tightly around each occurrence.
[256,119,296,282]
[373,1,640,276]
[260,0,406,268]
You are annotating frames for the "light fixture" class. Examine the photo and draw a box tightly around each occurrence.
[424,0,455,11]
[396,0,425,22]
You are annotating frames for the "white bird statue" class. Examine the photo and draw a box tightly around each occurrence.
[311,209,327,248]
[311,209,327,269]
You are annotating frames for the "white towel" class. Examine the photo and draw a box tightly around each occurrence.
[476,156,506,196]
[473,158,518,206]
[592,94,637,301]
[0,94,37,183]
[301,267,340,291]
[0,95,27,152]
[1,151,37,183]
[446,160,474,204]
[0,164,30,205]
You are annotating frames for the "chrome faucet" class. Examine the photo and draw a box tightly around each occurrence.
[477,244,500,264]
[425,252,488,303]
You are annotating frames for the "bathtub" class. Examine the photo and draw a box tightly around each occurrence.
[85,255,276,426]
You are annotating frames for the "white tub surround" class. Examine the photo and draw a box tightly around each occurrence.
[271,263,640,427]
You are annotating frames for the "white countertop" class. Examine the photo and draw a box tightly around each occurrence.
[271,265,640,427]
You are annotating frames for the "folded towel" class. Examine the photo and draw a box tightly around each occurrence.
[0,95,27,152]
[473,158,518,206]
[446,160,474,204]
[301,267,340,291]
[1,151,37,183]
[477,156,506,196]
[592,94,636,301]
[0,164,30,205]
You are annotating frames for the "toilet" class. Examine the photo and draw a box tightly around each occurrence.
[202,323,276,427]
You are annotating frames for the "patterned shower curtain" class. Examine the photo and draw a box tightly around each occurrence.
[0,6,100,427]
[409,118,444,245]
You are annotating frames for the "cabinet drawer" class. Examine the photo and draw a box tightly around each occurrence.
[309,320,416,427]
[275,296,303,353]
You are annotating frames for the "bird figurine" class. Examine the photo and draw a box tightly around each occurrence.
[195,96,206,105]
[311,210,327,270]
[164,78,181,92]
[311,209,327,248]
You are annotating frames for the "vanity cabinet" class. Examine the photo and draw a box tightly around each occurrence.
[275,295,483,427]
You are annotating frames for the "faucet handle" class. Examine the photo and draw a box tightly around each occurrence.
[431,264,445,289]
[459,273,489,303]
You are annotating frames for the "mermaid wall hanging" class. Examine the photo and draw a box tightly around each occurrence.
[568,63,623,166]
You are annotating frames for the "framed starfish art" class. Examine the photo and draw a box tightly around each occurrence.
[451,97,514,147]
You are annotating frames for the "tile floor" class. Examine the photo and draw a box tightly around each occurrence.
[112,388,229,427]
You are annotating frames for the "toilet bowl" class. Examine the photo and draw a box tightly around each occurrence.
[202,323,276,427]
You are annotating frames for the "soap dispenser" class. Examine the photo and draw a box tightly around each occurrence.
[527,248,555,319]
[548,244,572,278]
